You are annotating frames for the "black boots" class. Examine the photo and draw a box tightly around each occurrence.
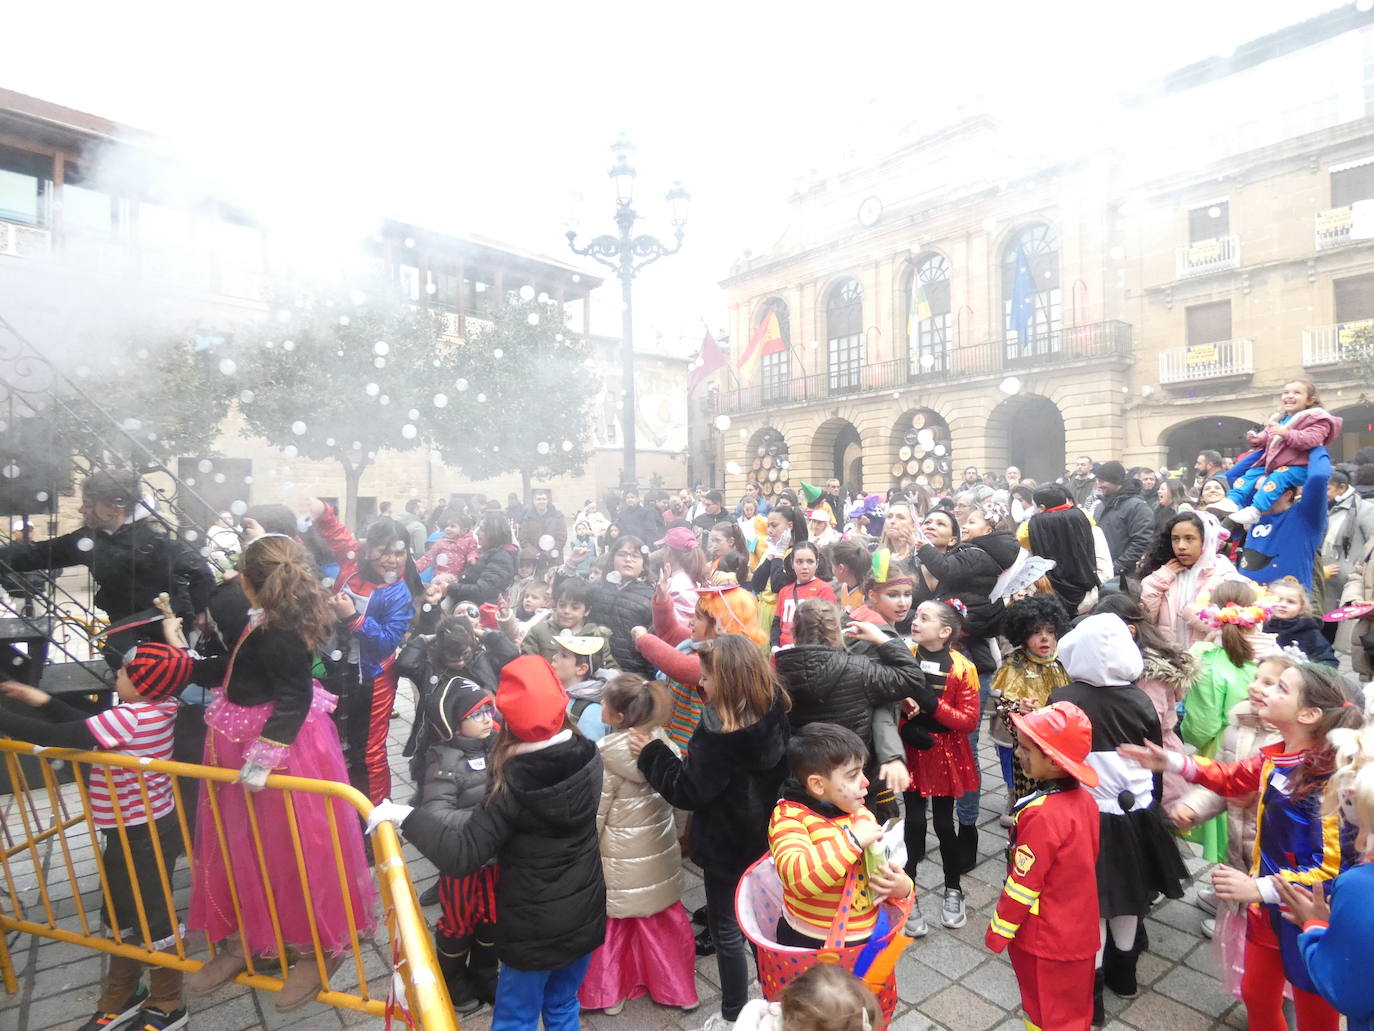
[467,930,499,1005]
[1092,969,1106,1027]
[434,931,484,1016]
[957,823,979,875]
[1103,923,1147,999]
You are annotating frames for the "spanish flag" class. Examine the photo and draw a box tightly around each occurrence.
[907,282,932,338]
[736,308,786,376]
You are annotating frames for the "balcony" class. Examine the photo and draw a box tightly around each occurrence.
[1302,321,1373,368]
[1175,234,1240,279]
[1315,206,1354,251]
[0,219,51,259]
[1158,338,1253,385]
[713,319,1132,415]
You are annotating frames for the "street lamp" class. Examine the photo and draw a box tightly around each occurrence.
[567,135,688,488]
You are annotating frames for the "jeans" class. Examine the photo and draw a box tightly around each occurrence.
[704,869,750,1021]
[996,744,1016,795]
[956,677,989,826]
[491,953,592,1031]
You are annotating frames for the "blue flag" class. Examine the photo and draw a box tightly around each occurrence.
[1010,244,1036,351]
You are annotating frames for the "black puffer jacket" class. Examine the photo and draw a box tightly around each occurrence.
[416,732,496,827]
[581,575,655,677]
[1093,481,1155,577]
[448,544,518,605]
[638,694,789,877]
[774,638,928,746]
[915,529,1021,668]
[403,734,606,971]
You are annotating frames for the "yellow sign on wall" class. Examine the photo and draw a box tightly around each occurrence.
[1185,342,1219,366]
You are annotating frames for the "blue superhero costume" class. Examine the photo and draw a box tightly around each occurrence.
[1297,862,1374,1031]
[1231,446,1330,592]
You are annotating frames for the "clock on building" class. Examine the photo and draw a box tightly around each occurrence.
[858,195,883,228]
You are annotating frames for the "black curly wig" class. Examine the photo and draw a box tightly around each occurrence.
[1001,593,1071,647]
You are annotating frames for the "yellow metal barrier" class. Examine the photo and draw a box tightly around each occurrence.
[0,738,457,1030]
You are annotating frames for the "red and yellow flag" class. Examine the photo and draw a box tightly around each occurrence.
[737,308,786,377]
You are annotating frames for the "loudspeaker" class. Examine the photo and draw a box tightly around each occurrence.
[0,414,63,515]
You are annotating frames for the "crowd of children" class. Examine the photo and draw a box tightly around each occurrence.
[8,459,1374,1031]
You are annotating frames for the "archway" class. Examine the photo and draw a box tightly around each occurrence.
[889,408,953,491]
[812,417,862,492]
[745,426,791,502]
[1332,403,1374,465]
[987,394,1065,483]
[1160,416,1262,473]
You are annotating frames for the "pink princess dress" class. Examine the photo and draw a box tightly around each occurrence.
[187,622,377,955]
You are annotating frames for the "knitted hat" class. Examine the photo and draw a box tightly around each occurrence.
[496,655,570,742]
[426,676,493,741]
[1096,461,1126,486]
[121,642,194,702]
[1011,701,1099,787]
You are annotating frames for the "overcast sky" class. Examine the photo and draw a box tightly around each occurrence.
[4,0,1348,353]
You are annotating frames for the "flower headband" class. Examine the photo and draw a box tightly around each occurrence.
[1194,590,1277,630]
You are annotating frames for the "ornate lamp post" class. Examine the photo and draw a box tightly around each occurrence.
[567,135,688,488]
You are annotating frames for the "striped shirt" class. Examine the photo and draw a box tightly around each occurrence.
[84,701,179,829]
[664,677,704,755]
[769,798,880,940]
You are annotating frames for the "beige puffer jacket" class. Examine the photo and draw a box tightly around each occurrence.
[1177,698,1281,870]
[597,728,684,918]
[1339,533,1374,676]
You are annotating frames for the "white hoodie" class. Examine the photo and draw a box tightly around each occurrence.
[1058,613,1144,686]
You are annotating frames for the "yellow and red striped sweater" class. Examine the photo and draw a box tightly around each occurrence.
[768,791,880,941]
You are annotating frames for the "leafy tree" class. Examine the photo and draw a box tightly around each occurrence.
[233,280,441,524]
[430,298,593,504]
[59,333,235,465]
[1342,323,1374,388]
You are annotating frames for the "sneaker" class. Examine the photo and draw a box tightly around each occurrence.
[418,881,440,907]
[602,1001,625,1016]
[681,999,701,1013]
[693,1014,734,1031]
[1201,917,1216,939]
[1195,884,1218,915]
[904,904,930,938]
[77,986,149,1031]
[131,1008,188,1031]
[1231,505,1261,526]
[941,887,967,929]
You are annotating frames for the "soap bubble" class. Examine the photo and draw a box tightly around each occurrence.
[338,316,350,326]
[374,341,390,356]
[537,441,550,455]
[213,473,226,483]
[197,459,213,473]
[365,382,380,396]
[477,393,487,403]
[326,437,336,446]
[436,553,449,566]
[605,571,622,585]
[519,285,535,301]
[401,424,418,439]
[538,534,556,552]
[329,649,344,661]
[291,421,307,435]
[714,415,731,431]
[562,440,574,451]
[493,348,504,359]
[239,389,255,403]
[230,500,248,516]
[283,445,298,458]
[187,529,201,542]
[1,464,18,479]
[455,378,469,391]
[408,408,420,420]
[374,357,386,368]
[433,393,448,408]
[726,461,742,476]
[77,537,95,552]
[218,358,237,376]
[282,340,295,351]
[379,395,391,405]
[35,491,47,502]
[527,313,539,326]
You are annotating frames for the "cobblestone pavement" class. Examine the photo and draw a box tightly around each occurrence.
[3,691,1254,1031]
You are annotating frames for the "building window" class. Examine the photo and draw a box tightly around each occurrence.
[1188,201,1230,242]
[0,146,49,227]
[907,254,951,376]
[752,299,791,402]
[1002,224,1060,359]
[1186,300,1232,345]
[826,279,863,393]
[1334,273,1374,323]
[1332,164,1374,208]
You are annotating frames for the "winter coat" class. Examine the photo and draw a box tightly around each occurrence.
[637,694,790,878]
[1177,699,1280,873]
[1066,473,1098,509]
[1340,531,1374,677]
[402,733,606,971]
[447,544,518,606]
[774,637,926,748]
[416,531,480,579]
[0,516,212,630]
[577,574,655,678]
[1233,446,1332,592]
[1246,406,1343,472]
[1264,615,1337,666]
[901,647,981,798]
[416,732,496,831]
[520,614,618,671]
[1136,647,1198,811]
[915,529,1020,664]
[516,506,568,557]
[1317,487,1374,617]
[1139,554,1239,648]
[596,728,683,918]
[1093,482,1155,577]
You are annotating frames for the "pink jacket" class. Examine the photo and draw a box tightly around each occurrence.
[1139,554,1238,648]
[416,531,480,577]
[1246,407,1342,472]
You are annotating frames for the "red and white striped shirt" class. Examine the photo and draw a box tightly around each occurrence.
[84,700,178,829]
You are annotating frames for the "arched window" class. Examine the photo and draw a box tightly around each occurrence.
[1002,224,1060,361]
[907,254,951,377]
[754,299,791,402]
[826,279,863,393]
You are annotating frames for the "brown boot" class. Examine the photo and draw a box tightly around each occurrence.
[274,951,343,1013]
[188,939,246,995]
